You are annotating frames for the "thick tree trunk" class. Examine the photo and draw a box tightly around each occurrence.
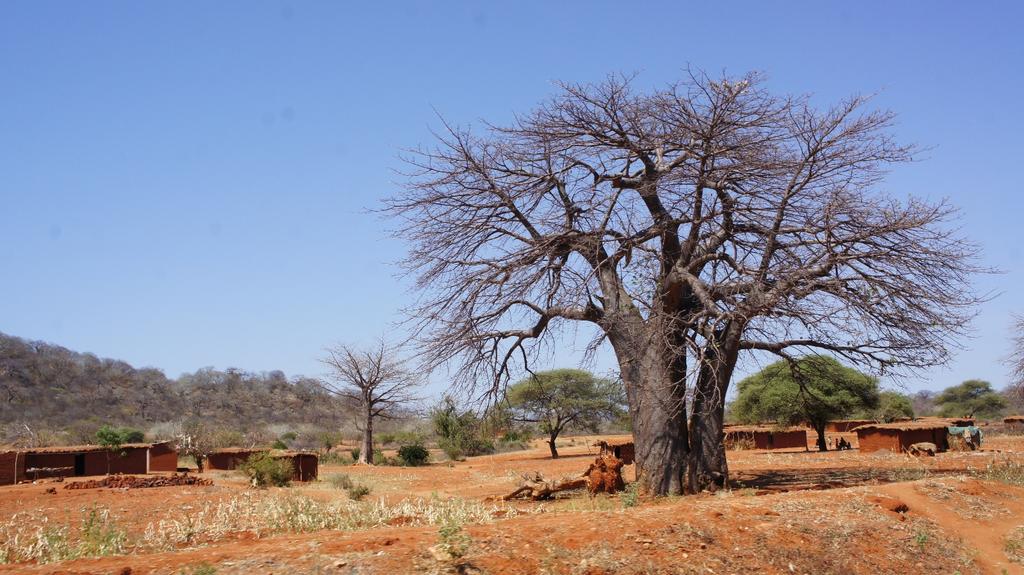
[615,340,689,496]
[686,323,742,493]
[815,425,828,452]
[548,435,559,459]
[359,406,373,465]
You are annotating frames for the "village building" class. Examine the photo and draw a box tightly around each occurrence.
[723,425,808,450]
[0,441,178,485]
[853,421,952,453]
[206,448,318,481]
[594,440,635,464]
[1004,415,1024,428]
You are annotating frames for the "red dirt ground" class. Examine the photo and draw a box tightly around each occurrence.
[2,434,1023,574]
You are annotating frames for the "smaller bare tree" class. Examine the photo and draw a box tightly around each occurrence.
[320,340,421,464]
[174,419,218,472]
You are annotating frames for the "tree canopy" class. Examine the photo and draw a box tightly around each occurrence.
[866,390,915,423]
[935,380,1007,420]
[388,70,982,494]
[506,369,625,458]
[731,356,879,450]
[320,340,421,464]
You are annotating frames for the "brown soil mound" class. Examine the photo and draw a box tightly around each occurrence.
[64,473,213,490]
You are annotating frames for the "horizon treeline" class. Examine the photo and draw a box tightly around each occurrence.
[0,331,354,444]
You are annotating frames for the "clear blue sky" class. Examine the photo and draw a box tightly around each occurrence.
[2,2,1022,397]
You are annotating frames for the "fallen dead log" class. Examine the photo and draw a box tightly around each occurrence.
[502,472,589,501]
[502,454,625,500]
[64,473,213,490]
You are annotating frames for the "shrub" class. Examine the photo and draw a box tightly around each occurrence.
[432,397,496,461]
[370,449,388,465]
[270,439,289,450]
[437,517,471,559]
[438,439,464,462]
[346,484,372,501]
[621,482,640,508]
[1005,526,1024,564]
[327,473,354,490]
[239,452,292,488]
[350,448,361,462]
[320,452,353,466]
[398,443,431,466]
[378,433,397,446]
[394,430,428,445]
[438,436,494,461]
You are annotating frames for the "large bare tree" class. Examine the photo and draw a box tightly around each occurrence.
[1010,315,1024,402]
[387,71,983,494]
[320,340,420,464]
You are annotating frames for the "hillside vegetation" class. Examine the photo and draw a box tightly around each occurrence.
[0,332,352,444]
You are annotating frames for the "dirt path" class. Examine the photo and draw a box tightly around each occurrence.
[879,480,1024,574]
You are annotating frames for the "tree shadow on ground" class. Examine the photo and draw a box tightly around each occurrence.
[729,466,958,493]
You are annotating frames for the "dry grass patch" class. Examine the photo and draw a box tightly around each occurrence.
[1005,526,1024,564]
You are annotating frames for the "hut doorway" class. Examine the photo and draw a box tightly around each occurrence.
[73,454,85,476]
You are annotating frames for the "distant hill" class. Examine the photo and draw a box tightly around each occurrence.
[0,331,351,443]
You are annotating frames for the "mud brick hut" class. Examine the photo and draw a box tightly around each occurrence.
[0,441,179,485]
[1005,416,1024,428]
[0,450,25,486]
[206,448,318,481]
[853,421,952,453]
[723,426,808,450]
[595,440,635,465]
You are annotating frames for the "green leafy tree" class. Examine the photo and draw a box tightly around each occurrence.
[871,391,915,422]
[935,380,1007,420]
[95,425,144,474]
[506,369,625,458]
[731,356,880,451]
[430,396,494,460]
[854,391,914,423]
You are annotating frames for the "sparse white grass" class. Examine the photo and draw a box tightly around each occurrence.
[0,506,128,564]
[0,493,537,565]
[141,492,535,550]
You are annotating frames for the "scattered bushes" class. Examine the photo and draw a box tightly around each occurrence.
[437,517,471,559]
[320,452,353,466]
[398,443,431,466]
[432,397,496,461]
[327,473,354,490]
[372,449,392,466]
[346,484,372,501]
[495,429,531,452]
[326,473,371,500]
[976,460,1024,486]
[620,482,640,508]
[239,452,292,488]
[1005,526,1024,564]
